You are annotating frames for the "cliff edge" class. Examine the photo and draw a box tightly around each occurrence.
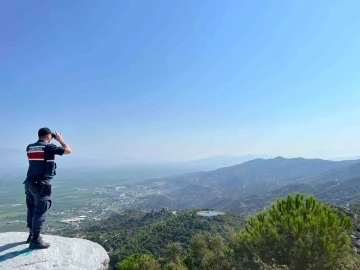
[0,232,109,270]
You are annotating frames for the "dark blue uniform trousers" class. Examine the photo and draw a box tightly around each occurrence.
[24,179,52,235]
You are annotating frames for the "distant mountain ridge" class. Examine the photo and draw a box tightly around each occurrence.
[155,157,360,191]
[209,176,360,216]
[132,157,360,212]
[309,161,360,183]
[181,155,274,170]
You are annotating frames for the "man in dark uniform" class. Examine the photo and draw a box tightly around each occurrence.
[24,127,72,249]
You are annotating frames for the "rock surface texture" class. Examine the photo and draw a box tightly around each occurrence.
[0,232,109,269]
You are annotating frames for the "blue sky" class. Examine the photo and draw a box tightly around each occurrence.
[1,0,360,161]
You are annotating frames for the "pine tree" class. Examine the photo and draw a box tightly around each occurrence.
[235,193,352,270]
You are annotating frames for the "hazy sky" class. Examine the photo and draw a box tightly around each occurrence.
[1,0,360,162]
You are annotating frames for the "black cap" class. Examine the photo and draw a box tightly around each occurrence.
[38,127,55,137]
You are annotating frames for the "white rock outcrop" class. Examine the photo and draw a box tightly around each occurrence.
[0,232,109,270]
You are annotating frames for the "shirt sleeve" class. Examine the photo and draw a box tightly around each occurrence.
[46,144,66,156]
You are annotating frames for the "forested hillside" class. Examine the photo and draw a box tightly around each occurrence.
[63,195,360,270]
[210,176,360,216]
[62,209,245,269]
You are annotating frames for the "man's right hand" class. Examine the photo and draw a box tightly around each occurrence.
[54,132,64,142]
[54,133,72,154]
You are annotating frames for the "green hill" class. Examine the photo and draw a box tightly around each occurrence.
[61,209,245,269]
[209,176,360,216]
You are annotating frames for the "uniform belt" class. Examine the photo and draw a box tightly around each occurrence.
[27,176,45,181]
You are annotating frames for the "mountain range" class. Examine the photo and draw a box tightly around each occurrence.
[209,176,360,216]
[3,147,360,214]
[134,156,360,212]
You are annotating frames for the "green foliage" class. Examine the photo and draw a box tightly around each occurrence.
[64,209,245,269]
[184,232,234,270]
[235,193,353,270]
[164,242,184,264]
[110,211,244,267]
[162,242,188,270]
[118,254,139,270]
[64,196,360,270]
[118,254,160,270]
[164,262,188,270]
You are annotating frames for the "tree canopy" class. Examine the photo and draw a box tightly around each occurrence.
[235,193,353,269]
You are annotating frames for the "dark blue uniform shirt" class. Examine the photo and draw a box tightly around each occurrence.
[26,140,65,180]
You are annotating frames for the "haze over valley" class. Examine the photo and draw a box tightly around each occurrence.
[2,155,360,235]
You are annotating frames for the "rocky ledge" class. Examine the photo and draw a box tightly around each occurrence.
[0,232,109,269]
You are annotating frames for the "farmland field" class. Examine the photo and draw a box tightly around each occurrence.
[0,169,151,233]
